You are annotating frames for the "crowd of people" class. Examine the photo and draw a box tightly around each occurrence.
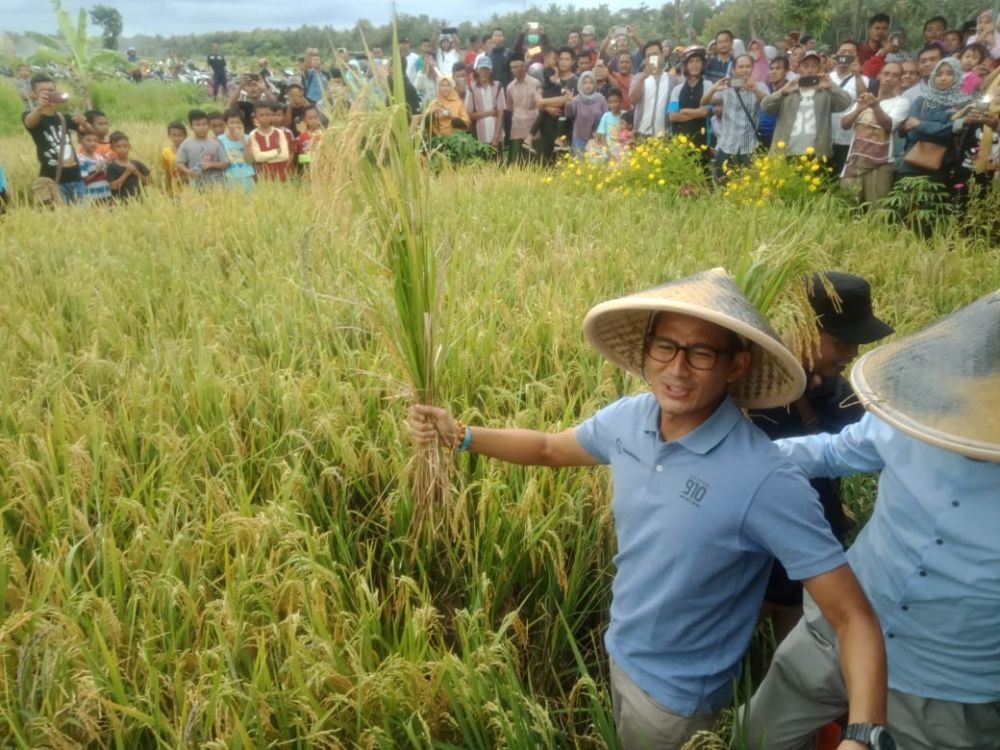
[6,9,1000,210]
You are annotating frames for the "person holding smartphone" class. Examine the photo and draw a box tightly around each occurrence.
[22,74,91,205]
[630,41,674,138]
[829,40,871,175]
[762,50,852,161]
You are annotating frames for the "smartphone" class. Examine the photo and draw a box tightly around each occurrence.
[835,54,855,65]
[648,55,660,69]
[789,31,800,44]
[730,78,745,88]
[799,75,820,87]
[441,26,458,35]
[48,92,70,103]
[614,26,628,37]
[527,22,540,32]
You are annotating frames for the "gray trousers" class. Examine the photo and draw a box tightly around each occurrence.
[610,659,718,750]
[742,595,1000,749]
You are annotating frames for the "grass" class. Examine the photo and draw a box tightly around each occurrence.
[0,124,997,746]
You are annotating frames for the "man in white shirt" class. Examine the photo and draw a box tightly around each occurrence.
[829,40,871,175]
[629,41,674,137]
[839,61,910,205]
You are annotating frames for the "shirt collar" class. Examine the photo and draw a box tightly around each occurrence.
[643,395,743,455]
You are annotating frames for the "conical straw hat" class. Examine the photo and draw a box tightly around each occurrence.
[583,267,806,408]
[850,290,1000,461]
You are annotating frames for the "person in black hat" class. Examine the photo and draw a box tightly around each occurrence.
[750,270,893,642]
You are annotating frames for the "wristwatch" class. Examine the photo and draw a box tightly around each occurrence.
[841,723,896,750]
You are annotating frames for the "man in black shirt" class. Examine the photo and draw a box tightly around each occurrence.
[751,271,893,641]
[22,74,91,204]
[207,43,227,99]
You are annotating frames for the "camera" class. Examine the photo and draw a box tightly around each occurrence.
[799,75,820,87]
[835,54,855,65]
[441,26,458,36]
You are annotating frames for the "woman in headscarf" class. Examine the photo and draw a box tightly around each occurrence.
[564,71,608,152]
[748,38,771,84]
[899,57,970,184]
[423,76,471,136]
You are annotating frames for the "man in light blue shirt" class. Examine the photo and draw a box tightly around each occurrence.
[410,269,889,750]
[746,290,1000,750]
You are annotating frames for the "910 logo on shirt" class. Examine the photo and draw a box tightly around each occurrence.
[680,476,709,506]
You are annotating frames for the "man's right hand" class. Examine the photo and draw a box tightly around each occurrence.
[408,404,459,447]
[781,78,799,94]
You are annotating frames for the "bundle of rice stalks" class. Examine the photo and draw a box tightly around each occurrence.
[310,28,450,543]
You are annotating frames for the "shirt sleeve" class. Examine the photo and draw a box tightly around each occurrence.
[134,160,150,177]
[175,142,190,167]
[742,464,848,580]
[776,412,888,478]
[574,396,635,465]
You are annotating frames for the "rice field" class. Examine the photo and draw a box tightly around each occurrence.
[0,120,997,748]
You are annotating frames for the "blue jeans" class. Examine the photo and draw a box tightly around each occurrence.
[60,180,86,204]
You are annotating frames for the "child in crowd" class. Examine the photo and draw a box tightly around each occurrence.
[960,43,991,95]
[162,121,187,194]
[452,61,470,100]
[207,111,226,137]
[564,71,608,152]
[175,109,229,187]
[218,109,255,192]
[77,131,112,203]
[595,87,625,160]
[295,105,325,173]
[85,110,113,158]
[106,131,150,202]
[249,102,290,182]
[16,64,32,112]
[273,102,299,169]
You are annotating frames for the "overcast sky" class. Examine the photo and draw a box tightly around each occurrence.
[5,0,637,37]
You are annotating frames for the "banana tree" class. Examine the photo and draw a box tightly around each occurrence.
[25,0,125,108]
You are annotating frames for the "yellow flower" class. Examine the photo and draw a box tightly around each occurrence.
[811,176,822,187]
[808,185,818,192]
[658,178,666,186]
[677,135,688,145]
[810,162,820,172]
[776,140,786,149]
[648,173,655,180]
[805,146,816,156]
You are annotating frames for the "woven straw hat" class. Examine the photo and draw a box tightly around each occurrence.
[850,290,1000,461]
[583,268,806,408]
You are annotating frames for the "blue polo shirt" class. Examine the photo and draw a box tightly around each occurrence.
[779,413,1000,702]
[576,393,846,716]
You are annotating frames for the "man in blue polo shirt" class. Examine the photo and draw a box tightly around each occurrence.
[408,268,889,750]
[745,290,1000,750]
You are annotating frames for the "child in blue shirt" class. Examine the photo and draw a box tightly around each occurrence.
[77,131,113,203]
[218,109,255,192]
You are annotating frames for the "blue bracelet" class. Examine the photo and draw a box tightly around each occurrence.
[457,426,473,453]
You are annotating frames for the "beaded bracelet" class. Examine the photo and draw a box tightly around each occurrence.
[452,421,473,453]
[452,420,467,451]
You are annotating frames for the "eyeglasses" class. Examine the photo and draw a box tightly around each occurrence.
[645,335,737,371]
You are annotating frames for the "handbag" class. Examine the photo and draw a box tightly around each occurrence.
[903,140,947,170]
[32,113,68,207]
